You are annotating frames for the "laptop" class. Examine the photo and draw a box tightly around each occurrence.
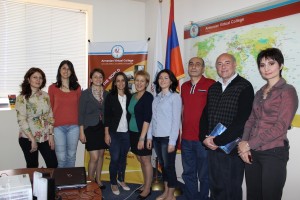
[52,167,87,190]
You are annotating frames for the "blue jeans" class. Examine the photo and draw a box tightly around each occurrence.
[109,131,130,185]
[181,139,210,200]
[153,136,177,188]
[54,125,79,168]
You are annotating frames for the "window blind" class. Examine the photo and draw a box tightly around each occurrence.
[0,0,87,98]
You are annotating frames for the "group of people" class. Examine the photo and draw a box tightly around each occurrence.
[15,47,298,200]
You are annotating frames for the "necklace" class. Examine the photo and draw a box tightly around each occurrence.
[61,84,69,90]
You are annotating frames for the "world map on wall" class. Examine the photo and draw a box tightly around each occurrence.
[184,13,300,117]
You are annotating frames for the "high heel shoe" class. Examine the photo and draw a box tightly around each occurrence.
[111,184,120,195]
[137,191,151,200]
[117,180,130,191]
[95,178,106,190]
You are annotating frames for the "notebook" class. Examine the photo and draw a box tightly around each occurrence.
[52,167,87,190]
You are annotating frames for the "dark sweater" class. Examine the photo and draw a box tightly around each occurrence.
[200,75,254,148]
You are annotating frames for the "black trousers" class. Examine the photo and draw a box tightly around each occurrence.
[208,150,244,200]
[19,137,58,168]
[245,144,289,200]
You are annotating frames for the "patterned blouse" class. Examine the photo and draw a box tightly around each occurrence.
[16,90,54,143]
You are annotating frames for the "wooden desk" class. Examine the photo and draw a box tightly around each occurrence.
[0,168,102,200]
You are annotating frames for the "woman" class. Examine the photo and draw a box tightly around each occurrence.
[147,69,182,200]
[16,67,58,168]
[104,72,132,195]
[79,68,108,189]
[128,70,153,200]
[48,60,81,168]
[238,48,298,200]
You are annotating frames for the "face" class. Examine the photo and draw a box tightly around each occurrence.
[90,72,103,86]
[216,54,236,82]
[158,72,172,91]
[60,64,71,79]
[115,75,126,91]
[134,75,148,92]
[28,72,43,90]
[259,57,282,81]
[188,57,205,78]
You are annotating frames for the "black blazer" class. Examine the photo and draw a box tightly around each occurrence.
[104,92,132,132]
[133,91,153,132]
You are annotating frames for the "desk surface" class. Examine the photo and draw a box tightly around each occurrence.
[0,168,102,200]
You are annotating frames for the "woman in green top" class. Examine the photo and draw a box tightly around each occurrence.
[128,70,153,200]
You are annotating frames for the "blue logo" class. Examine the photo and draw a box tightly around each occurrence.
[111,45,124,58]
[190,24,199,38]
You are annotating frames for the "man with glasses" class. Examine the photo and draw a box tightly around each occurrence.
[200,53,254,200]
[181,57,215,200]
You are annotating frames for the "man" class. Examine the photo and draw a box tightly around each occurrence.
[181,57,215,200]
[200,53,254,200]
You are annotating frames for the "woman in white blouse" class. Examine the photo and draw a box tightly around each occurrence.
[104,72,132,195]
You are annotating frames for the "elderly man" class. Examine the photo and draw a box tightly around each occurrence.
[200,53,254,200]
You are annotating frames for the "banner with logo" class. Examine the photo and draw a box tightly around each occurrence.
[85,41,148,184]
[88,41,148,91]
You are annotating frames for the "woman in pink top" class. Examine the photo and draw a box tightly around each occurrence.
[238,48,298,200]
[48,60,81,168]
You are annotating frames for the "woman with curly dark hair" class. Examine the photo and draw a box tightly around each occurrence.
[16,67,58,168]
[48,60,81,168]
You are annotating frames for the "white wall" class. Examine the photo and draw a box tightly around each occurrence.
[1,0,299,199]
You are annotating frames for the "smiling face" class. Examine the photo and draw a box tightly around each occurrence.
[115,74,126,91]
[158,72,172,91]
[60,64,71,80]
[90,71,103,86]
[134,75,148,92]
[28,72,43,91]
[216,53,237,83]
[259,57,282,82]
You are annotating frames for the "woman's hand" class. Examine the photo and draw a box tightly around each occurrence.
[48,135,55,150]
[168,145,175,153]
[238,141,250,154]
[146,139,152,150]
[30,139,38,153]
[239,151,252,164]
[137,140,145,150]
[79,131,86,144]
[105,133,111,146]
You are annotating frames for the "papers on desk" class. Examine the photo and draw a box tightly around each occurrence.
[0,174,32,200]
[209,123,241,154]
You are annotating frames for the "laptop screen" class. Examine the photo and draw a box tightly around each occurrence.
[52,167,87,190]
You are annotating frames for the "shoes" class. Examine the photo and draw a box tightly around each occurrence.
[137,191,151,200]
[117,180,130,191]
[95,178,106,190]
[135,188,143,194]
[111,185,120,195]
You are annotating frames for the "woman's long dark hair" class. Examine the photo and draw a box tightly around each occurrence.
[110,72,130,96]
[55,60,80,90]
[20,67,46,99]
[153,69,178,94]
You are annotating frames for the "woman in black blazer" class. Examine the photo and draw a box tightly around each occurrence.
[128,70,153,200]
[104,72,132,195]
